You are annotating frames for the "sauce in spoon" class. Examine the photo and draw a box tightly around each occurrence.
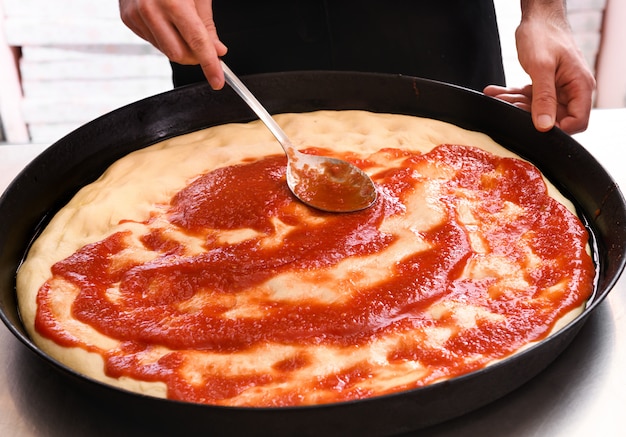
[221,61,377,213]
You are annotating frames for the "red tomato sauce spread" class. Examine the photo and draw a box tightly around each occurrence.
[34,144,595,406]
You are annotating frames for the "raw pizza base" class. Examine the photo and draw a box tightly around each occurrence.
[17,110,590,404]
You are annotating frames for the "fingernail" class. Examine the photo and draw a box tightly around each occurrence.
[537,114,554,131]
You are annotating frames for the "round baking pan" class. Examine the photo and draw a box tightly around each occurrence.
[1,72,625,436]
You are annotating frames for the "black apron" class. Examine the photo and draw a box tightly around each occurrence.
[171,0,505,91]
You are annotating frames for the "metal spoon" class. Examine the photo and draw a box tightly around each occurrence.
[221,61,377,213]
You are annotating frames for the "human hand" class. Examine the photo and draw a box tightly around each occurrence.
[484,8,596,134]
[119,0,228,89]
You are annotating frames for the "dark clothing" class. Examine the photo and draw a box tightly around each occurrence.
[171,0,505,91]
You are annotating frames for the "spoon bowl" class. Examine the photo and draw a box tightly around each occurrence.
[286,149,377,212]
[221,61,377,212]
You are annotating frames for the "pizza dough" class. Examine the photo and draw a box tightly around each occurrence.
[17,110,595,406]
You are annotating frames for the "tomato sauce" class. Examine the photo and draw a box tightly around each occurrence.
[34,144,595,405]
[291,159,377,212]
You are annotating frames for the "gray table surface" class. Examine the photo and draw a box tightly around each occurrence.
[1,109,625,436]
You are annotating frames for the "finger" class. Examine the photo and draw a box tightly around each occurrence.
[528,71,558,132]
[483,84,533,114]
[487,92,532,107]
[483,85,507,97]
[130,2,197,64]
[483,84,532,98]
[554,82,594,134]
[196,0,228,57]
[556,109,590,134]
[174,2,225,89]
[483,85,517,97]
[511,101,532,112]
[196,0,228,88]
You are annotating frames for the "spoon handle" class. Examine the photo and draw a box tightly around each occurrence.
[221,61,293,151]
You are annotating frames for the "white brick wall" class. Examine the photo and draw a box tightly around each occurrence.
[0,0,28,142]
[1,0,171,143]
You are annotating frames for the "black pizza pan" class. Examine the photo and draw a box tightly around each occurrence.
[1,72,625,436]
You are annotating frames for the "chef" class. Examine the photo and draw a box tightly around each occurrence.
[119,0,595,134]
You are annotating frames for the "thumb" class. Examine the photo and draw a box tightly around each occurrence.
[530,72,558,132]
